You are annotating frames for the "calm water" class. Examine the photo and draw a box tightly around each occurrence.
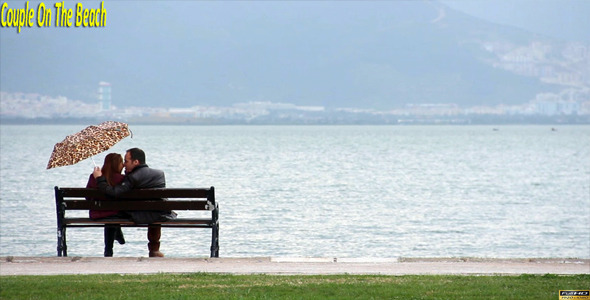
[1,125,589,258]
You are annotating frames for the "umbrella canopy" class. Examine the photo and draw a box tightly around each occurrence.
[47,121,132,169]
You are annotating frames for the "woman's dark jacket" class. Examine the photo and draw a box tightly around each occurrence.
[86,173,125,219]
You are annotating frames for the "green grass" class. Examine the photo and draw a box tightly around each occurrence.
[0,273,588,299]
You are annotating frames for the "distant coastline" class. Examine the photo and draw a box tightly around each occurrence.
[1,115,589,125]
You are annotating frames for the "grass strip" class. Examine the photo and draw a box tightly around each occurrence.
[1,273,588,299]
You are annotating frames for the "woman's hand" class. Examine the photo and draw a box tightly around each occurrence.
[92,166,102,178]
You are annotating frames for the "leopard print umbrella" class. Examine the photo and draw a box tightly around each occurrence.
[47,121,132,169]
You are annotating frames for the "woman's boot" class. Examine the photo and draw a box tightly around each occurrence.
[114,226,125,245]
[104,226,116,257]
[147,226,164,257]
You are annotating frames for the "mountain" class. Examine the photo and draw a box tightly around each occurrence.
[0,1,583,110]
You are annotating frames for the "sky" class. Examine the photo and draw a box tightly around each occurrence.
[1,1,587,40]
[1,0,588,110]
[442,0,590,42]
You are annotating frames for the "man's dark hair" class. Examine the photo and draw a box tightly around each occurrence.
[127,148,146,164]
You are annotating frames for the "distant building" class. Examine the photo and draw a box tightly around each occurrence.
[532,90,585,115]
[98,82,111,111]
[557,101,580,115]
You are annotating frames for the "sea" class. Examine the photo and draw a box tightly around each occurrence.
[1,124,589,259]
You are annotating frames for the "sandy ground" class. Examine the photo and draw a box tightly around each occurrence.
[1,256,588,276]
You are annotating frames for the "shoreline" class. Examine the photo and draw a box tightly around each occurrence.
[2,256,588,276]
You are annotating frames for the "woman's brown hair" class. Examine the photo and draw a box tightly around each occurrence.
[101,153,123,186]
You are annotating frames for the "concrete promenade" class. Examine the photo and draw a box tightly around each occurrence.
[1,256,589,276]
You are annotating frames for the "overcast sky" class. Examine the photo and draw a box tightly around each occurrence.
[442,0,590,42]
[1,0,587,109]
[2,0,588,41]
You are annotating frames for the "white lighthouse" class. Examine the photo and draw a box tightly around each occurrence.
[98,81,112,111]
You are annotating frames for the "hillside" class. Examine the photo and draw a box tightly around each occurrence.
[1,1,585,110]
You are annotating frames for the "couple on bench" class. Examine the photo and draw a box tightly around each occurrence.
[86,148,176,257]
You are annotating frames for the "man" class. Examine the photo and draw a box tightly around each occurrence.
[93,148,176,257]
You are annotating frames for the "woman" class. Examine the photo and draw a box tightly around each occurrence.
[86,153,126,257]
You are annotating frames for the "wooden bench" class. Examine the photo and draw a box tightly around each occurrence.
[54,186,219,258]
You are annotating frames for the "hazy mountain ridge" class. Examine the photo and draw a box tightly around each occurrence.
[1,1,587,110]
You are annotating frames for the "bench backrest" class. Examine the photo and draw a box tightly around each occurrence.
[55,187,215,211]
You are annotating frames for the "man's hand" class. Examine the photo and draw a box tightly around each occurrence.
[93,166,102,178]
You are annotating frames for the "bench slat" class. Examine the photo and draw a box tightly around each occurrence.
[65,218,214,225]
[59,188,211,199]
[63,200,210,211]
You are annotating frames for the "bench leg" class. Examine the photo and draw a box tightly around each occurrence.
[57,227,67,257]
[210,223,219,258]
[63,227,68,257]
[57,229,62,257]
